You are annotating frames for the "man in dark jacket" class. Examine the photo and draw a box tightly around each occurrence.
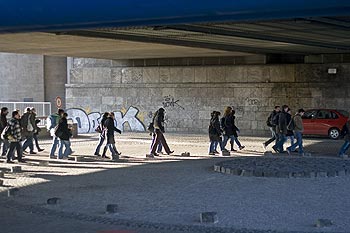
[6,111,24,163]
[338,120,350,158]
[102,112,121,160]
[0,107,9,156]
[273,105,289,153]
[21,107,37,155]
[94,112,109,156]
[149,108,173,158]
[263,106,280,150]
[56,113,72,159]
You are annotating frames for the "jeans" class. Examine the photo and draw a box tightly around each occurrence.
[209,140,223,153]
[22,134,34,152]
[274,134,287,152]
[264,127,277,147]
[7,142,22,162]
[287,132,304,155]
[287,135,295,147]
[94,134,105,155]
[222,135,240,150]
[103,143,119,157]
[50,136,60,157]
[338,141,350,156]
[230,137,242,149]
[0,138,9,155]
[58,139,71,159]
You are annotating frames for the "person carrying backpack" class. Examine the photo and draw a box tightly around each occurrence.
[6,111,24,163]
[94,112,109,156]
[273,105,289,153]
[56,113,72,159]
[338,119,350,158]
[48,109,65,159]
[101,112,122,160]
[263,106,280,150]
[286,109,305,156]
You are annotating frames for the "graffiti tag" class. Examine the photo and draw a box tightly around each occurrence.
[66,106,145,134]
[162,95,184,110]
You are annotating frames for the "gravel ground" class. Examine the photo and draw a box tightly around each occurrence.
[0,132,349,233]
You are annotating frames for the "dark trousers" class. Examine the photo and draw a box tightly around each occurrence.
[33,134,41,150]
[150,129,171,154]
[264,127,277,147]
[7,142,22,162]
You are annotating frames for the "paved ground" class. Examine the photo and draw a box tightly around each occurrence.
[0,133,349,233]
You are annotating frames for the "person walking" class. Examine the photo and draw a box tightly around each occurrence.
[149,110,163,156]
[101,112,121,160]
[263,106,280,150]
[48,109,65,159]
[286,108,295,147]
[149,108,173,158]
[0,107,9,156]
[208,111,223,155]
[94,112,109,156]
[273,105,289,153]
[229,109,245,151]
[55,113,72,159]
[338,119,350,158]
[6,111,24,163]
[33,118,44,152]
[287,109,305,156]
[221,107,244,152]
[21,107,37,155]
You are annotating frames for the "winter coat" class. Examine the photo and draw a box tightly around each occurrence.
[8,118,21,142]
[293,114,304,133]
[286,114,294,136]
[56,117,71,141]
[209,115,222,142]
[21,112,36,137]
[341,121,350,142]
[104,117,121,144]
[277,111,288,135]
[0,114,7,133]
[153,112,165,133]
[221,113,239,137]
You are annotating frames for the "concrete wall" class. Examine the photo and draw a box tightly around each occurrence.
[44,56,67,109]
[66,58,350,135]
[0,53,44,102]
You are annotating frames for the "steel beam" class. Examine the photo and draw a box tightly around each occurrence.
[1,1,350,33]
[167,24,350,51]
[58,30,304,55]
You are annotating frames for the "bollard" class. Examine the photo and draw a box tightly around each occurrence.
[47,197,61,205]
[200,212,218,224]
[106,204,118,214]
[75,156,84,162]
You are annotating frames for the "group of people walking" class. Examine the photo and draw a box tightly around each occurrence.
[0,107,44,163]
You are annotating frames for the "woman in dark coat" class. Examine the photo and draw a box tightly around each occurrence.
[229,110,245,151]
[102,112,121,160]
[94,112,109,156]
[209,111,223,155]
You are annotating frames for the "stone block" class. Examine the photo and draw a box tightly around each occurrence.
[47,197,61,205]
[39,161,49,166]
[241,170,254,177]
[253,170,264,177]
[11,166,21,173]
[337,170,346,177]
[275,172,291,178]
[231,169,242,176]
[0,179,3,186]
[0,171,4,178]
[221,151,230,156]
[263,171,276,177]
[106,204,118,214]
[75,156,84,162]
[327,171,337,177]
[200,212,218,224]
[220,167,226,173]
[225,168,231,174]
[315,219,333,228]
[194,67,207,83]
[8,188,19,197]
[317,172,328,177]
[213,165,220,172]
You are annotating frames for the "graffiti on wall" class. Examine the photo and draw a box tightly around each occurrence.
[162,95,185,110]
[66,106,145,134]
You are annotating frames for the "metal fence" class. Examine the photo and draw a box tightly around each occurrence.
[0,102,51,126]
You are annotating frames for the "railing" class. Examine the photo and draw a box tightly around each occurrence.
[0,102,52,126]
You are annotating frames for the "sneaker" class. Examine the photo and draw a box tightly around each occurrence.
[94,152,101,156]
[38,149,45,152]
[239,146,245,150]
[146,154,155,158]
[209,152,215,155]
[167,151,174,155]
[6,160,14,164]
[29,152,37,155]
[154,153,160,156]
[213,151,220,154]
[286,148,291,156]
[230,149,237,152]
[18,159,26,163]
[157,151,164,155]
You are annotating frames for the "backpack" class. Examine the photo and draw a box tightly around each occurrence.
[271,112,280,126]
[46,114,59,130]
[1,125,12,140]
[287,116,296,131]
[266,112,273,127]
[147,122,154,133]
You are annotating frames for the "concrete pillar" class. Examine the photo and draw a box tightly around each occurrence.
[44,56,67,110]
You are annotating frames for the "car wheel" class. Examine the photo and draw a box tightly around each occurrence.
[328,128,340,140]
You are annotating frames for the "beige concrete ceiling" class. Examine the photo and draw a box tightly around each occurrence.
[0,32,250,59]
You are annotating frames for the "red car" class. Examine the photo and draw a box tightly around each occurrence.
[302,109,349,139]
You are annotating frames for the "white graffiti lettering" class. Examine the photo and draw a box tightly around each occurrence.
[65,106,145,134]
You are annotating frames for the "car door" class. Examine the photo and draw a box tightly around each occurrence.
[302,110,318,135]
[315,110,334,135]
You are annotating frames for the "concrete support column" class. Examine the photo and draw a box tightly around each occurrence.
[44,56,67,110]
